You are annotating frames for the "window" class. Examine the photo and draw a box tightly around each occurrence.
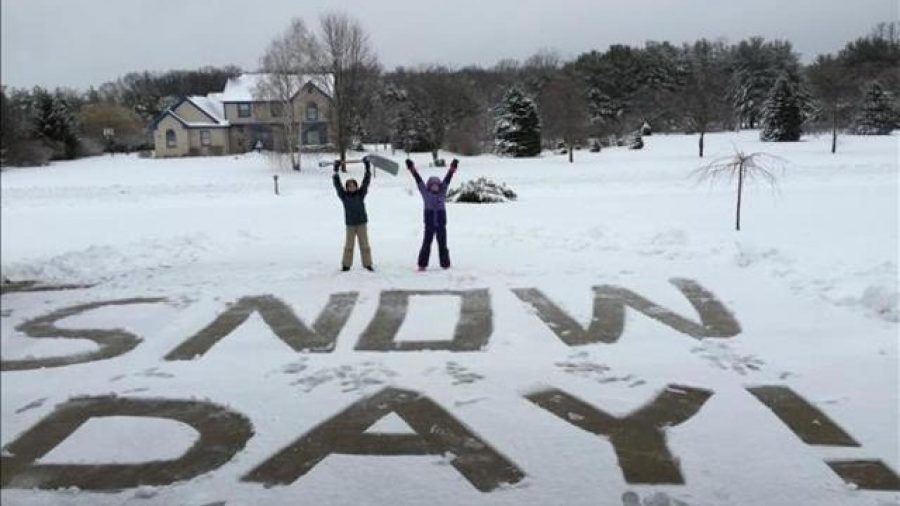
[200,130,211,146]
[165,129,176,148]
[270,102,283,117]
[306,102,319,121]
[237,103,251,118]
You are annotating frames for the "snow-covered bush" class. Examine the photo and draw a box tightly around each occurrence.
[629,131,644,150]
[448,178,517,203]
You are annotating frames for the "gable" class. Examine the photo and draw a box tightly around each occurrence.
[292,80,332,103]
[174,99,219,124]
[155,113,188,133]
[149,95,221,131]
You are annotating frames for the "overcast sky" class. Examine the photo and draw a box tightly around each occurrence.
[1,0,896,90]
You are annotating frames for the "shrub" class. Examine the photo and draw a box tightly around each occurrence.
[447,177,517,204]
[629,131,644,150]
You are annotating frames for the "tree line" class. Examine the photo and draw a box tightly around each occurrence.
[375,22,898,162]
[1,18,896,168]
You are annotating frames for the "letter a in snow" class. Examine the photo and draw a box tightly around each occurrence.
[243,386,524,492]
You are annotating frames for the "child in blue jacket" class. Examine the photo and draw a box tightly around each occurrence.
[333,158,374,271]
[405,158,458,270]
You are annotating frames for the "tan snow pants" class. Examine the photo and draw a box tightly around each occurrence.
[342,224,373,268]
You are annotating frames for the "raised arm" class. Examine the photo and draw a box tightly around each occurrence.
[359,158,372,197]
[332,160,345,198]
[442,158,459,187]
[405,159,425,192]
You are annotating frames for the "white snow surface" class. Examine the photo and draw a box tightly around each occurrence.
[1,131,897,506]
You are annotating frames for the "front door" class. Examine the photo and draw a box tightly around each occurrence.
[248,125,274,150]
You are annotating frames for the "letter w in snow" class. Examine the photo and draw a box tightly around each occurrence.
[512,278,740,345]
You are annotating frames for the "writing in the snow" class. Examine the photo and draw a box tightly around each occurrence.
[1,279,898,492]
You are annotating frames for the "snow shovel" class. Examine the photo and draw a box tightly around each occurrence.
[318,154,399,175]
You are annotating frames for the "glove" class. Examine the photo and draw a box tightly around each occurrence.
[333,160,341,173]
[405,159,415,171]
[450,158,459,171]
[362,156,371,171]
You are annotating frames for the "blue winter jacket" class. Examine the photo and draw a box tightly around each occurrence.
[333,168,371,226]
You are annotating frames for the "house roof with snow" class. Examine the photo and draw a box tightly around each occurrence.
[149,97,228,131]
[219,73,333,102]
[185,95,226,122]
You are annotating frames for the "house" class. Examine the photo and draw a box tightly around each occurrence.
[150,73,334,158]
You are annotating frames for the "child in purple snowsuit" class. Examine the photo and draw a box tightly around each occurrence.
[405,158,458,270]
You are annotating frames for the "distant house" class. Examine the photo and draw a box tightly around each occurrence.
[150,73,334,158]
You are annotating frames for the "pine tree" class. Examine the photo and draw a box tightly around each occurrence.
[853,81,897,135]
[30,88,81,159]
[728,38,801,129]
[495,87,541,157]
[760,76,804,141]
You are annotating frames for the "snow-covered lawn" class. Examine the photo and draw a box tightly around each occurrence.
[1,131,897,506]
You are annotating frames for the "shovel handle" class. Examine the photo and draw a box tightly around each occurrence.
[318,159,365,168]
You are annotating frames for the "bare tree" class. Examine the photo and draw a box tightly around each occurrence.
[522,48,562,95]
[806,54,856,154]
[258,18,318,170]
[314,12,379,162]
[681,39,730,158]
[694,150,784,231]
[388,66,479,163]
[540,72,590,162]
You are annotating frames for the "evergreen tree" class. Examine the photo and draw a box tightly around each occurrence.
[853,81,896,134]
[728,38,801,128]
[839,22,900,91]
[760,76,804,141]
[43,90,80,159]
[573,44,677,136]
[494,87,541,157]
